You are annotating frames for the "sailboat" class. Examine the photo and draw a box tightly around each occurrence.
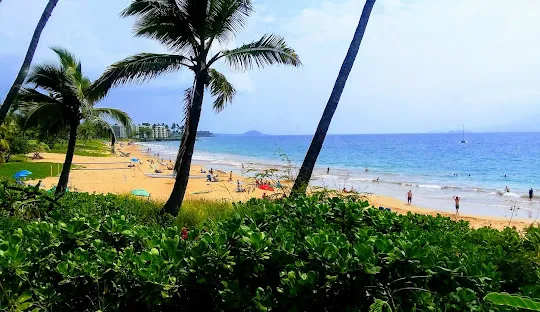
[460,125,468,143]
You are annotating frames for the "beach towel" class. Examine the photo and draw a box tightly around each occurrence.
[258,184,274,191]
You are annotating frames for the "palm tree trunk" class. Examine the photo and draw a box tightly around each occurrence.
[163,75,206,216]
[291,0,377,195]
[111,134,116,154]
[55,120,79,196]
[0,0,59,125]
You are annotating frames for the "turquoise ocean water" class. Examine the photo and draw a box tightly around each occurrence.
[141,132,540,220]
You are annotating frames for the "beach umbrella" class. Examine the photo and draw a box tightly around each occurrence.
[131,157,139,162]
[131,189,150,197]
[13,171,31,179]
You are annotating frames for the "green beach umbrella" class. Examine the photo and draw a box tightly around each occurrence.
[131,189,150,197]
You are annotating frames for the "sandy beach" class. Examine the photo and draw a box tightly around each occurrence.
[27,143,536,231]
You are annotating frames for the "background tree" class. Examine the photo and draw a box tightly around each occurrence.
[91,0,301,216]
[18,48,132,195]
[0,0,60,125]
[291,0,376,195]
[0,125,10,163]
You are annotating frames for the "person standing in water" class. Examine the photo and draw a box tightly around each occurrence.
[453,196,460,216]
[530,188,534,201]
[406,190,412,205]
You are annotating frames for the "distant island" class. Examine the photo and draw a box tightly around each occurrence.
[243,130,266,136]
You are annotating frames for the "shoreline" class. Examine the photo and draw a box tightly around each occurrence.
[141,140,540,221]
[25,143,537,231]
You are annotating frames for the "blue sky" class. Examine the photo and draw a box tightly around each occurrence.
[1,0,540,134]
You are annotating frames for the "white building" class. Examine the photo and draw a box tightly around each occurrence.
[112,124,127,139]
[153,125,169,139]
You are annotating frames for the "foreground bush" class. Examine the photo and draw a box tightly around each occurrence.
[1,190,539,311]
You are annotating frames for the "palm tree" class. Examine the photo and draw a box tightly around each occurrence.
[91,0,301,216]
[18,48,132,196]
[291,0,377,195]
[0,0,60,126]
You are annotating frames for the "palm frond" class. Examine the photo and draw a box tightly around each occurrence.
[17,88,61,108]
[92,108,133,131]
[215,34,301,70]
[21,102,64,130]
[123,0,197,54]
[206,0,253,45]
[121,0,170,17]
[26,63,69,93]
[89,53,191,101]
[207,69,235,112]
[51,46,80,73]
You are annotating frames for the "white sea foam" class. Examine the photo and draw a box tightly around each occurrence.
[348,178,374,182]
[418,184,443,189]
[502,192,522,198]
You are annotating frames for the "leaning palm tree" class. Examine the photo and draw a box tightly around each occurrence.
[18,47,132,196]
[291,0,377,195]
[0,0,60,125]
[91,0,301,216]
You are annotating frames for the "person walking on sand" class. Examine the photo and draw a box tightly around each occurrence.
[407,190,412,205]
[530,188,534,201]
[453,196,460,216]
[229,171,233,182]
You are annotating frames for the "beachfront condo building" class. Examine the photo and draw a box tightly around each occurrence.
[112,124,127,139]
[152,125,169,139]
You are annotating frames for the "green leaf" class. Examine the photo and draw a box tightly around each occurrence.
[16,301,33,311]
[56,262,69,275]
[17,291,32,303]
[484,293,540,311]
[370,299,391,312]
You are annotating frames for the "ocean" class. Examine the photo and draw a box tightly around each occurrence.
[140,132,540,220]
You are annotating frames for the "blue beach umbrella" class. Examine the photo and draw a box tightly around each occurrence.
[13,171,32,179]
[131,157,139,162]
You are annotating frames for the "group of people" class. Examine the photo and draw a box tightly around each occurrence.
[406,190,461,215]
[205,168,219,182]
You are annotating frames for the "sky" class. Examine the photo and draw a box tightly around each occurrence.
[1,0,540,135]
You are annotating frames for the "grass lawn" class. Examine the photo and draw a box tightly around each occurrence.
[49,139,111,157]
[0,161,63,180]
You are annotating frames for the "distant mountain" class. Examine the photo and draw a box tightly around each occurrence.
[243,130,266,136]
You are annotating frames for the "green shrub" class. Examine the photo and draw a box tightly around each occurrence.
[0,188,539,311]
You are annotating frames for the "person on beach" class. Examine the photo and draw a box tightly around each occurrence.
[530,188,534,201]
[365,168,369,172]
[262,192,267,199]
[407,190,412,205]
[505,186,510,193]
[327,167,330,174]
[453,196,460,215]
[236,180,245,192]
[229,171,233,182]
